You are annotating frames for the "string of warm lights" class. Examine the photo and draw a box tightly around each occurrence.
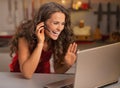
[72,0,90,10]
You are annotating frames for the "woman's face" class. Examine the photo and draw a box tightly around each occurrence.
[45,12,65,40]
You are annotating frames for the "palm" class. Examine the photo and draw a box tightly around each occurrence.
[64,51,76,66]
[64,43,77,66]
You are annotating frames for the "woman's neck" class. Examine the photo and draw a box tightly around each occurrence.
[43,41,48,51]
[43,34,53,51]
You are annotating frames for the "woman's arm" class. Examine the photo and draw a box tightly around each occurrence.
[18,37,44,79]
[54,42,77,73]
[18,22,45,79]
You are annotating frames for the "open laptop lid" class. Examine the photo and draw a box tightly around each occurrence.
[74,42,120,88]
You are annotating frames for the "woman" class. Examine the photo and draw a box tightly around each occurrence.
[9,2,77,79]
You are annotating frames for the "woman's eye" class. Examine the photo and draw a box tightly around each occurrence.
[53,22,59,25]
[53,22,65,25]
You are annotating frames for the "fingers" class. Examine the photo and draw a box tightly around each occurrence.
[68,42,77,54]
[36,22,44,33]
[72,43,78,53]
[35,22,45,43]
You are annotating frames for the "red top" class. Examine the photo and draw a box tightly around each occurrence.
[9,50,53,73]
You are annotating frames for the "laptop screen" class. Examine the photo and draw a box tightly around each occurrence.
[74,42,120,88]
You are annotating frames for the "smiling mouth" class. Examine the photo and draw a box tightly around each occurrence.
[52,31,60,34]
[45,26,60,35]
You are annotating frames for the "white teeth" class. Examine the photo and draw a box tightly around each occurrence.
[52,31,60,34]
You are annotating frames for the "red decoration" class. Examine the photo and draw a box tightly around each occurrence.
[81,3,89,10]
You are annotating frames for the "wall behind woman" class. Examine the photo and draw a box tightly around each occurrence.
[70,3,119,35]
[0,0,24,35]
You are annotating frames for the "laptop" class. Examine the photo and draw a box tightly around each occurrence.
[44,42,120,88]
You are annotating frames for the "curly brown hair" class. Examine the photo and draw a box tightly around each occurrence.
[9,2,75,64]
